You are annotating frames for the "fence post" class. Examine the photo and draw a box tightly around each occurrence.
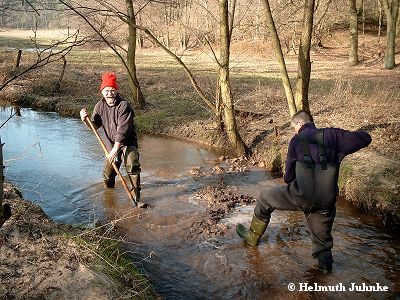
[15,49,22,69]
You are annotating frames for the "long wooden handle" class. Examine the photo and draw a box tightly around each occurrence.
[84,116,137,207]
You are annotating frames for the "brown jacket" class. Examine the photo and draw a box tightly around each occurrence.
[91,95,138,151]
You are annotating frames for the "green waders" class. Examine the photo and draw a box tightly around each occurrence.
[102,146,141,202]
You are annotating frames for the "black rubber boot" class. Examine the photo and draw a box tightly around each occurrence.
[103,176,115,188]
[236,214,268,246]
[316,257,333,274]
[0,203,11,228]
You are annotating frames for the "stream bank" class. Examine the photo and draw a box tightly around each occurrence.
[0,181,156,299]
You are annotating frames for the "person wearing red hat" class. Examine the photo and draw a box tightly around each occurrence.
[80,72,143,206]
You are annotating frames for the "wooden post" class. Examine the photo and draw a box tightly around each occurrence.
[14,49,22,69]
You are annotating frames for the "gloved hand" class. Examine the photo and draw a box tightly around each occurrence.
[108,147,118,163]
[80,108,88,121]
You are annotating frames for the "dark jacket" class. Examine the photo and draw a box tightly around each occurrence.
[284,123,372,183]
[91,94,138,151]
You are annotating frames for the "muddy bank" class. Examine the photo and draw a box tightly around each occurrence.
[0,182,156,299]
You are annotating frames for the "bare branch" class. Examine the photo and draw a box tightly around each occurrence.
[60,0,216,112]
[0,31,86,92]
[22,0,40,15]
[0,109,17,129]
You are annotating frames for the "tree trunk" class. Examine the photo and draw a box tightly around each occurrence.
[219,0,246,155]
[215,79,224,133]
[126,0,145,109]
[380,0,400,69]
[261,0,296,116]
[15,49,22,69]
[294,0,315,112]
[378,0,382,43]
[349,0,359,65]
[136,13,144,49]
[55,56,67,92]
[385,18,397,68]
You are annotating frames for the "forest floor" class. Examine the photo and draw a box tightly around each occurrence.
[0,28,399,298]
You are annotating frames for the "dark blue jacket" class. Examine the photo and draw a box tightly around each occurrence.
[284,123,372,183]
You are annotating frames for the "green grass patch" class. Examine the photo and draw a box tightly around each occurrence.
[0,36,47,49]
[338,162,353,190]
[136,93,211,133]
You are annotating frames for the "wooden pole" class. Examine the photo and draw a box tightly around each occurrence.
[15,49,22,69]
[83,117,138,207]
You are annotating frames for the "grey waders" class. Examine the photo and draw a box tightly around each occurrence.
[237,130,338,272]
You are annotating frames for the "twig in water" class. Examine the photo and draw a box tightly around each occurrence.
[0,109,17,129]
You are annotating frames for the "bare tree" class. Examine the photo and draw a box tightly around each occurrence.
[59,0,146,108]
[219,0,247,154]
[379,0,400,69]
[126,0,145,108]
[349,0,359,65]
[261,0,296,116]
[294,0,315,113]
[261,0,316,116]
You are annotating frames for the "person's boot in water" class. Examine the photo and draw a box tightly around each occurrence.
[236,214,268,246]
[129,174,147,208]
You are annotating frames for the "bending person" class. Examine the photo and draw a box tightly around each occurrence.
[237,110,372,272]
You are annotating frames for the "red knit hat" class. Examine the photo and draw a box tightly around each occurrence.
[100,72,118,91]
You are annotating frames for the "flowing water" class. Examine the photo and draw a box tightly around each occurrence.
[1,107,399,299]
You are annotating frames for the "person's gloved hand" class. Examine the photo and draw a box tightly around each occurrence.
[80,108,88,121]
[108,147,118,163]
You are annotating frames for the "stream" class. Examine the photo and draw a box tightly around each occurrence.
[1,107,399,299]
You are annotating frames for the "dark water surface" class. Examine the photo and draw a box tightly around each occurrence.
[1,107,399,299]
